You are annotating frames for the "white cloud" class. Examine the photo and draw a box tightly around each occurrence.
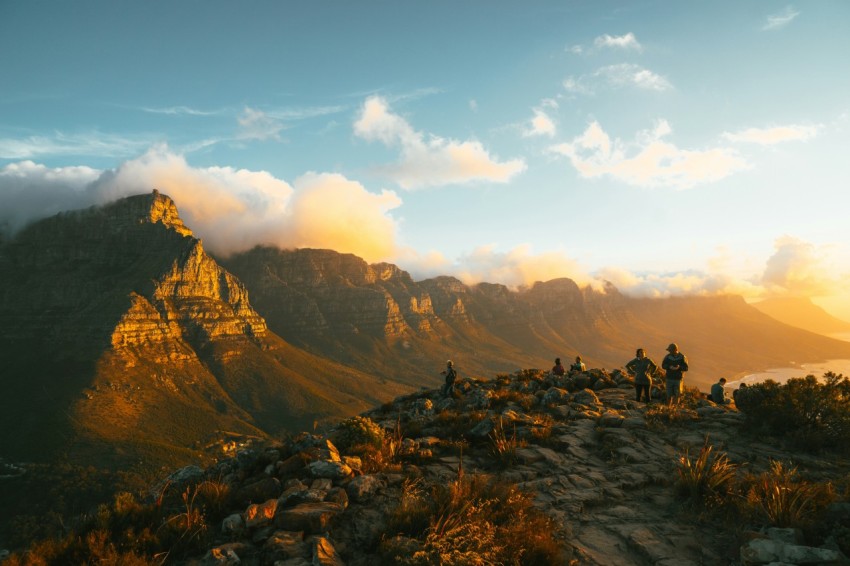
[568,44,584,55]
[563,64,672,95]
[139,105,222,116]
[0,161,102,230]
[0,131,153,160]
[760,236,848,297]
[237,107,285,141]
[595,266,765,299]
[524,109,557,138]
[469,99,478,112]
[0,148,403,262]
[594,32,642,51]
[550,120,749,189]
[762,6,800,31]
[453,244,590,288]
[353,96,526,189]
[722,124,821,145]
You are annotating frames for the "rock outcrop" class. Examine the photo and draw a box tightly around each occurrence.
[14,369,843,565]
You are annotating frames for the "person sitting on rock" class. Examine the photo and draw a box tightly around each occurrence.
[711,377,731,404]
[552,357,566,376]
[732,382,747,405]
[441,360,457,397]
[570,355,586,373]
[626,348,658,403]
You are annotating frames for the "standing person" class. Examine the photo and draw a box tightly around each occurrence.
[441,360,457,397]
[570,355,586,373]
[551,358,566,376]
[662,343,689,403]
[711,377,730,404]
[626,348,658,403]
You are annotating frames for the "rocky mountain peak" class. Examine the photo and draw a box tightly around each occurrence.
[102,188,193,237]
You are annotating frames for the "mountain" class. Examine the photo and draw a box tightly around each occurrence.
[220,246,850,390]
[0,192,409,471]
[751,296,850,336]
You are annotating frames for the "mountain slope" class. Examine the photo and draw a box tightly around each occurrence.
[751,296,850,336]
[222,246,850,389]
[0,192,408,470]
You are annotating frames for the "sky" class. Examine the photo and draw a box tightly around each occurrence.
[2,1,850,319]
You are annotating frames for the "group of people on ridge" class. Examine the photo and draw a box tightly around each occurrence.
[551,356,586,376]
[625,343,689,404]
[440,343,743,406]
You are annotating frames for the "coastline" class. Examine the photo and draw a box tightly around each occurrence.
[728,358,850,388]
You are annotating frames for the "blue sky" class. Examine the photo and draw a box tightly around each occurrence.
[2,1,850,319]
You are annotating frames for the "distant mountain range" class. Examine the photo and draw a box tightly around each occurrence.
[751,296,850,337]
[3,191,850,471]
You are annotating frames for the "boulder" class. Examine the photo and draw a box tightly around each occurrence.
[573,389,600,406]
[244,498,278,529]
[263,530,309,562]
[233,476,281,506]
[311,536,345,566]
[309,460,352,480]
[345,474,385,502]
[274,502,344,534]
[542,387,570,406]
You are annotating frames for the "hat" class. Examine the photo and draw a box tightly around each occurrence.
[666,343,678,352]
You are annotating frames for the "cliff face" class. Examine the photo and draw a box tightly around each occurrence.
[0,193,404,469]
[0,191,266,362]
[222,246,850,391]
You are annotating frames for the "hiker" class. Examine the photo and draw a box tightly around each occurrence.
[551,357,566,376]
[570,355,586,373]
[711,377,730,404]
[441,360,457,397]
[662,343,689,403]
[625,348,658,403]
[732,382,747,405]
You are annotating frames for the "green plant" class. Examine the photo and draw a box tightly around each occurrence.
[743,460,835,528]
[488,417,523,468]
[675,440,737,505]
[381,473,564,565]
[333,415,386,453]
[736,374,850,452]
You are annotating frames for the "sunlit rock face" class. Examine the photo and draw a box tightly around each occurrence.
[0,190,266,363]
[219,247,449,340]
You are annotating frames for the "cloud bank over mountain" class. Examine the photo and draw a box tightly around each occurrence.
[2,149,848,316]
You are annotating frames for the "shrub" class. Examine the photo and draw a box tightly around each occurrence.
[675,441,737,506]
[645,390,700,428]
[742,460,835,529]
[333,415,386,453]
[489,417,522,468]
[381,473,565,565]
[735,373,850,453]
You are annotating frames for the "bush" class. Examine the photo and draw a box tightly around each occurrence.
[381,473,565,565]
[675,440,737,506]
[735,373,850,452]
[741,460,835,529]
[333,415,386,453]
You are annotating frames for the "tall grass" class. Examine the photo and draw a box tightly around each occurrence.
[743,460,834,528]
[381,472,564,565]
[675,440,737,505]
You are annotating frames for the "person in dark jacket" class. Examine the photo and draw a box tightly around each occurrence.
[662,343,689,403]
[711,377,730,404]
[626,348,658,403]
[552,358,566,376]
[441,360,457,397]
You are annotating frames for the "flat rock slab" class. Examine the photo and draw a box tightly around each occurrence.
[274,502,344,534]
